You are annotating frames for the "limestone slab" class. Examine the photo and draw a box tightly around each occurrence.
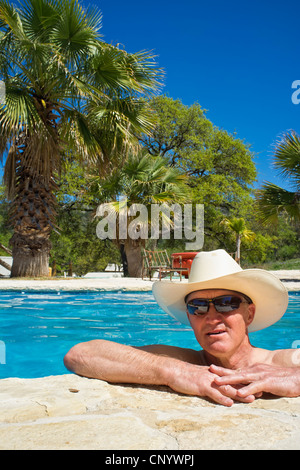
[1,374,300,450]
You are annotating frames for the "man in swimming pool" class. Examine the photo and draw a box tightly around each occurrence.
[64,250,300,407]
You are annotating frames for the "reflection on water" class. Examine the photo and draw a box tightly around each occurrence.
[0,290,299,379]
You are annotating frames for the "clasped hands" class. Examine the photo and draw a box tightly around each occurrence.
[208,363,300,406]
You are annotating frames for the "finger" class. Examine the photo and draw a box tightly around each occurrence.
[209,365,250,382]
[234,394,256,403]
[236,382,265,398]
[208,387,234,407]
[209,364,236,376]
[217,384,256,403]
[214,374,252,386]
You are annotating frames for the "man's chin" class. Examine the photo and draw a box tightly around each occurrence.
[201,333,231,354]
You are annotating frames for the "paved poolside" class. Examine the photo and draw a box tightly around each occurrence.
[0,269,299,291]
[0,276,155,291]
[1,374,299,450]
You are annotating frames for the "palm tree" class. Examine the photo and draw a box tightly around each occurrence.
[93,151,189,277]
[256,131,300,224]
[222,217,255,264]
[0,0,160,277]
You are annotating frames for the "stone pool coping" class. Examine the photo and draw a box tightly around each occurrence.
[1,270,300,450]
[0,276,154,291]
[1,374,300,450]
[0,269,300,291]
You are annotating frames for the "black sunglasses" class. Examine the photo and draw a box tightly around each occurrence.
[186,294,252,316]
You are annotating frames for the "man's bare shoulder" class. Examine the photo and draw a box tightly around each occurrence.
[136,344,205,365]
[253,347,299,367]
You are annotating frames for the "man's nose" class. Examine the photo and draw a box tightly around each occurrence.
[204,303,223,320]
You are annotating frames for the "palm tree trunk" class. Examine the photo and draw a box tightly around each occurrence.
[124,239,143,277]
[120,244,129,276]
[236,234,241,265]
[10,232,51,277]
[9,172,56,278]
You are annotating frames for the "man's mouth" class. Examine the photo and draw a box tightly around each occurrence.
[206,329,226,337]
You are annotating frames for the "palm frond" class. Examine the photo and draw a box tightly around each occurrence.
[89,44,163,96]
[122,49,163,94]
[2,141,16,196]
[94,151,189,206]
[256,182,300,224]
[0,81,40,132]
[51,0,102,65]
[21,0,60,41]
[0,0,162,198]
[0,0,24,39]
[273,131,300,186]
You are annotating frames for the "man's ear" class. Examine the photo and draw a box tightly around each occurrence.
[246,303,256,327]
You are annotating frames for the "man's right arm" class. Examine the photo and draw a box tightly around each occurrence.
[63,339,252,407]
[64,340,174,386]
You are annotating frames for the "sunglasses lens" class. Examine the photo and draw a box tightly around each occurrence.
[214,296,241,312]
[186,295,244,315]
[187,299,209,315]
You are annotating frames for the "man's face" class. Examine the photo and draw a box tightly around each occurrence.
[186,289,255,357]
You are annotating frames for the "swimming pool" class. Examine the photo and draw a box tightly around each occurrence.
[0,290,300,379]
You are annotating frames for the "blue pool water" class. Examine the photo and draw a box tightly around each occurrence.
[0,290,300,379]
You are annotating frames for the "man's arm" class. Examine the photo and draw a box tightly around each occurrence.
[271,348,300,368]
[63,340,255,406]
[64,340,177,386]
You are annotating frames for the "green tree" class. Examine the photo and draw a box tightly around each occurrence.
[0,185,12,248]
[140,96,257,248]
[222,217,255,264]
[0,185,13,273]
[0,0,160,277]
[48,158,120,276]
[93,151,189,277]
[256,131,300,224]
[139,95,212,167]
[50,208,120,276]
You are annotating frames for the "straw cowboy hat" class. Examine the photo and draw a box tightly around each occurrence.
[152,249,289,332]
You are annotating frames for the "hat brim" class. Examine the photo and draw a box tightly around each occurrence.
[152,269,289,332]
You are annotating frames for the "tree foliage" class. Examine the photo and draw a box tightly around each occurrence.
[256,131,300,224]
[0,0,161,276]
[91,150,190,276]
[139,96,257,251]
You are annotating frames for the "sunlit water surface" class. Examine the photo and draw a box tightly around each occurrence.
[0,290,299,379]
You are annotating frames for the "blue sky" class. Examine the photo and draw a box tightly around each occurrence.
[90,0,300,190]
